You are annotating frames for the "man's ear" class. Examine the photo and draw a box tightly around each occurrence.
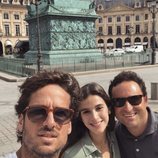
[67,122,72,135]
[17,114,24,133]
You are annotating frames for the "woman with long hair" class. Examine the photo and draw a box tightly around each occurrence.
[60,82,120,158]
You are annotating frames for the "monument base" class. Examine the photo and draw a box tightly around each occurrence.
[25,49,103,65]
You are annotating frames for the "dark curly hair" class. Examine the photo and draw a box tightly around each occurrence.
[108,71,147,98]
[15,70,80,142]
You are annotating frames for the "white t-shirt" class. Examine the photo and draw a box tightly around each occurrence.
[0,152,17,158]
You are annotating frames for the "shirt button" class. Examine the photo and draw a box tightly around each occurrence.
[135,139,138,142]
[136,148,140,152]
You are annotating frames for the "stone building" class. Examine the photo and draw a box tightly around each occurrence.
[95,0,158,51]
[0,0,29,56]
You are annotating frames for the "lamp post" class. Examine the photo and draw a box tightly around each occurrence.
[30,0,42,72]
[35,0,42,72]
[147,0,158,65]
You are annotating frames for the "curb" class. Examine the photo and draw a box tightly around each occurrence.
[0,72,26,82]
[0,64,158,82]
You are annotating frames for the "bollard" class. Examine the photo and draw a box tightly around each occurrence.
[151,82,158,100]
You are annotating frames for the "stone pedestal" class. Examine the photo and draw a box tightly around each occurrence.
[25,0,102,65]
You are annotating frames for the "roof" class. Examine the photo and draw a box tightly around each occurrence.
[96,0,145,9]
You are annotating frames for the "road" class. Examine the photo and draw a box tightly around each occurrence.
[0,65,158,155]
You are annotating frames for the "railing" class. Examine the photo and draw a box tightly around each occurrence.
[0,52,151,77]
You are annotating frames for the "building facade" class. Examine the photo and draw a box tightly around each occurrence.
[0,0,29,56]
[95,0,158,51]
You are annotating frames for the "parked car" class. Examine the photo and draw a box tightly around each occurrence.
[13,40,29,58]
[125,45,144,53]
[106,48,126,56]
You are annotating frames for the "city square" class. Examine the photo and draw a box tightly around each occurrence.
[0,0,158,157]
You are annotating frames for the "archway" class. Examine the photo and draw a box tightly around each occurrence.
[0,42,3,56]
[124,37,131,47]
[134,37,141,45]
[143,37,148,49]
[5,40,13,55]
[116,38,122,48]
[97,39,105,53]
[107,38,114,49]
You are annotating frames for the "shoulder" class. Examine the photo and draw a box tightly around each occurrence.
[108,131,121,158]
[0,152,17,158]
[62,139,85,158]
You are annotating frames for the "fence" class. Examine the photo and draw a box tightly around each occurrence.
[0,52,151,77]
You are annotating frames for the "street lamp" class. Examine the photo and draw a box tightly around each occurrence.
[147,0,158,65]
[21,0,44,72]
[30,0,42,72]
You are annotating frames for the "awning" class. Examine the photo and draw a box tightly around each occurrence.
[124,43,130,46]
[134,42,141,45]
[5,40,12,46]
[107,43,114,46]
[143,42,148,45]
[98,43,104,48]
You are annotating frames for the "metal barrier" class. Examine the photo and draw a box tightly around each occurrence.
[0,52,151,77]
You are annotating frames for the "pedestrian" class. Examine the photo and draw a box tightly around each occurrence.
[61,82,120,158]
[1,70,80,158]
[108,71,158,158]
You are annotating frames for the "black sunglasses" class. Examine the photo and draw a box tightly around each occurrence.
[111,95,144,108]
[23,106,74,125]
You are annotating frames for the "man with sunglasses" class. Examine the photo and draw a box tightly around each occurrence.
[108,71,158,158]
[2,70,80,158]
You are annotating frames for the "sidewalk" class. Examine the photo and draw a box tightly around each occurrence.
[0,72,26,82]
[1,64,158,82]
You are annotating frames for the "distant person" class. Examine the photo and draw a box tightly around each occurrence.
[1,70,80,158]
[61,82,120,158]
[108,71,158,158]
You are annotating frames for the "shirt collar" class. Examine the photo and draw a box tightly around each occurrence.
[81,132,101,157]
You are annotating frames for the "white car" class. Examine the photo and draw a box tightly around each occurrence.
[106,48,126,56]
[125,45,144,53]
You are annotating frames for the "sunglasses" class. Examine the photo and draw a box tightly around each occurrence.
[111,95,144,108]
[23,106,74,125]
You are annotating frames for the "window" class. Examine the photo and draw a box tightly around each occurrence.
[98,5,102,10]
[26,25,29,36]
[14,14,20,20]
[98,27,103,33]
[108,26,112,35]
[98,17,103,23]
[126,16,130,22]
[117,16,121,22]
[135,15,140,21]
[4,13,9,19]
[145,14,148,20]
[108,17,112,23]
[4,24,10,36]
[117,26,121,35]
[135,25,140,34]
[15,25,20,36]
